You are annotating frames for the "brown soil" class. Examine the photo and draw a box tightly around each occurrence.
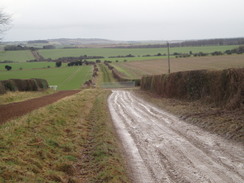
[0,90,80,124]
[116,54,244,78]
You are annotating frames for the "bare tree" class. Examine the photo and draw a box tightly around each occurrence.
[0,10,11,40]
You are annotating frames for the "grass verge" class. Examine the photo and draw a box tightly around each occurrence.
[0,89,130,182]
[0,90,55,105]
[98,64,117,84]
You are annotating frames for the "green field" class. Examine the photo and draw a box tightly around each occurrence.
[0,45,240,63]
[38,45,239,60]
[0,62,61,71]
[0,66,92,90]
[0,50,35,62]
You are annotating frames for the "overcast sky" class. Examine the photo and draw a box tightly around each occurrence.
[1,0,244,41]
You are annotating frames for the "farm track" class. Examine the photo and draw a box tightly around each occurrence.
[0,90,80,124]
[31,50,44,61]
[108,90,244,183]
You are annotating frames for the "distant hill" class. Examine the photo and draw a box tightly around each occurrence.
[111,38,244,48]
[48,38,116,45]
[2,37,244,48]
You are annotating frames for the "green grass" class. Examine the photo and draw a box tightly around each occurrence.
[0,50,35,62]
[0,62,61,71]
[0,66,93,90]
[99,64,117,83]
[39,45,239,60]
[0,45,240,63]
[0,89,130,182]
[90,55,169,62]
[111,64,138,79]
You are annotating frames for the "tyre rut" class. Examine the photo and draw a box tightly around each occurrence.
[108,90,244,183]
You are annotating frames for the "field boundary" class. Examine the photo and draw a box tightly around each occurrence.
[0,90,80,124]
[103,62,141,86]
[141,68,244,109]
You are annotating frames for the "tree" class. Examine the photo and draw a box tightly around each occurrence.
[5,65,12,71]
[0,10,11,40]
[56,61,62,67]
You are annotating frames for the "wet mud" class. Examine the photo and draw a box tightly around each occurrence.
[108,90,244,183]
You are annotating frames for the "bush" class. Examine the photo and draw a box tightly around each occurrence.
[5,65,12,71]
[56,61,62,67]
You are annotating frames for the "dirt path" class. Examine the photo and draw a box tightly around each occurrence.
[108,90,244,183]
[0,90,80,124]
[31,50,44,61]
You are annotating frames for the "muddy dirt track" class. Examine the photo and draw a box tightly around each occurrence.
[0,90,80,124]
[108,90,244,183]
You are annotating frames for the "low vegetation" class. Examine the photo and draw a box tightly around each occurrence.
[0,89,130,182]
[98,64,117,83]
[0,90,54,105]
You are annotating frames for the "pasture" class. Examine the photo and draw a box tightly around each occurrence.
[0,66,92,90]
[0,62,60,71]
[112,54,244,79]
[0,50,34,62]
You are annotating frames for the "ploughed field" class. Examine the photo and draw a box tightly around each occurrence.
[112,54,244,79]
[0,90,80,124]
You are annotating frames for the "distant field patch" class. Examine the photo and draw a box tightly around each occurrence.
[38,45,239,60]
[0,62,59,71]
[0,50,35,62]
[112,54,244,79]
[0,66,92,90]
[0,45,241,63]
